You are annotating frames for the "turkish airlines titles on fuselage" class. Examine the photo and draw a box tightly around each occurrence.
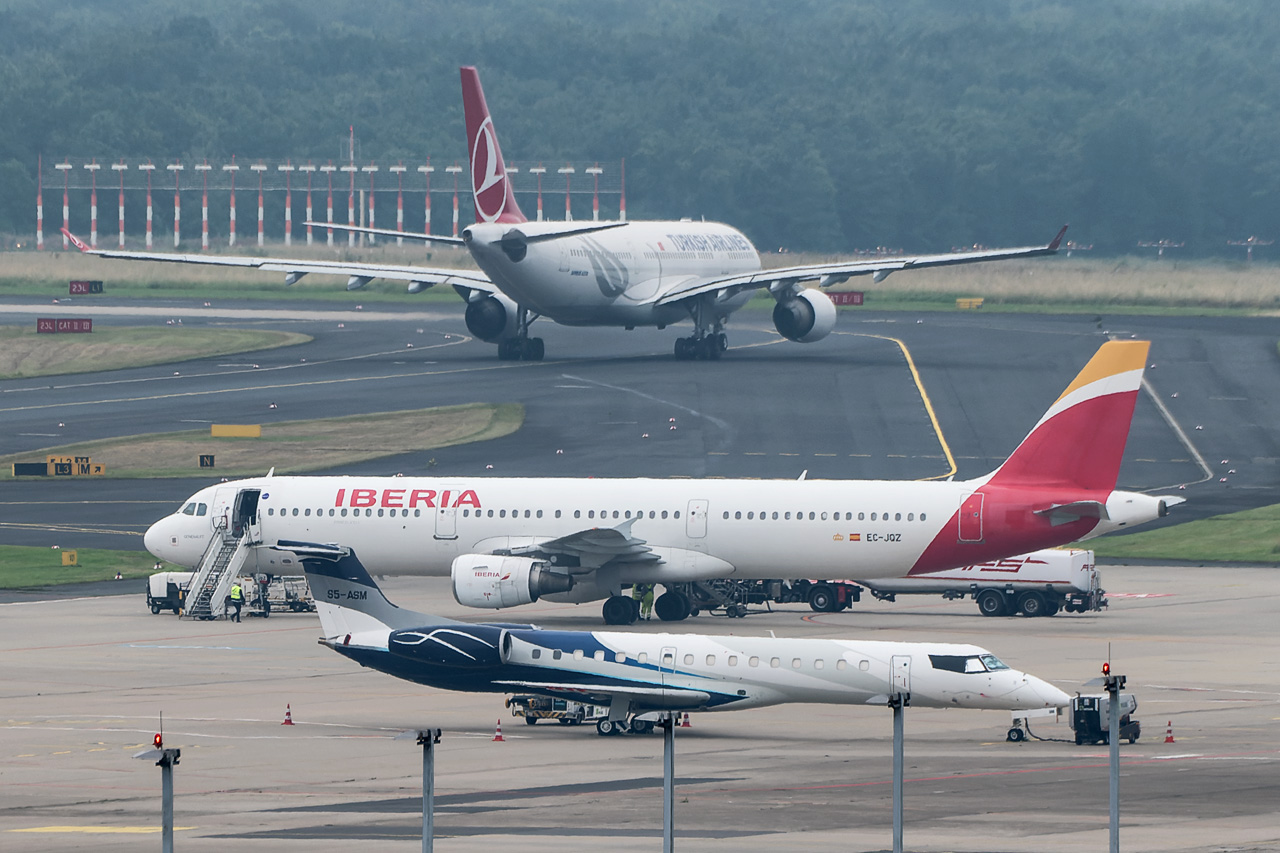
[256,477,956,578]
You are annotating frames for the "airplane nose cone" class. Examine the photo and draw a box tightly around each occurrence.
[1027,675,1072,708]
[143,519,167,561]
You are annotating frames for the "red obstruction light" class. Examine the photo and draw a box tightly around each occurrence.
[153,733,163,749]
[1102,662,1110,676]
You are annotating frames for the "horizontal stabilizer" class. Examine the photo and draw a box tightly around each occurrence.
[1034,500,1109,526]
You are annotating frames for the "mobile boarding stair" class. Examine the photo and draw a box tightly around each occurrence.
[181,519,259,620]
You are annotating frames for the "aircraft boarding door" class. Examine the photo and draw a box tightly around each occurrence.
[232,489,261,540]
[959,492,984,543]
[686,500,708,539]
[890,655,912,699]
[660,646,677,690]
[211,487,237,534]
[433,485,463,540]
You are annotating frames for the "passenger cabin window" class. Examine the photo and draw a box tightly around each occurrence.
[749,656,760,667]
[594,650,604,661]
[552,650,562,660]
[836,660,848,670]
[637,652,648,664]
[615,652,626,663]
[573,650,584,660]
[531,649,541,659]
[728,655,738,666]
[770,657,781,668]
[814,659,824,670]
[706,655,716,666]
[683,654,694,665]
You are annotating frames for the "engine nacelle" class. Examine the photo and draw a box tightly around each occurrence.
[388,624,511,668]
[452,554,575,609]
[773,288,837,343]
[1078,491,1184,540]
[464,292,521,342]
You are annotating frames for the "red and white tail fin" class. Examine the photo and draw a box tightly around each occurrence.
[986,340,1150,491]
[460,66,527,225]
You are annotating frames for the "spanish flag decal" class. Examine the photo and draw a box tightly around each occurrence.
[849,533,861,542]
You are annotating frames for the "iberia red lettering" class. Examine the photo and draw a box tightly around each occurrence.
[382,489,405,508]
[454,489,480,508]
[351,488,376,508]
[334,488,345,506]
[409,489,436,508]
[440,490,451,508]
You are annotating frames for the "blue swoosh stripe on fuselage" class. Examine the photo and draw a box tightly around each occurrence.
[333,645,746,709]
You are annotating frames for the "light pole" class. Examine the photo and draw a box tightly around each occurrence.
[446,163,463,237]
[279,161,295,246]
[529,164,546,221]
[397,728,443,853]
[133,731,181,853]
[84,160,100,248]
[418,159,434,238]
[223,158,239,247]
[196,161,212,250]
[586,164,603,221]
[558,164,575,221]
[55,161,72,248]
[251,163,267,247]
[111,160,127,248]
[167,162,183,247]
[391,163,407,245]
[299,163,316,245]
[140,162,156,248]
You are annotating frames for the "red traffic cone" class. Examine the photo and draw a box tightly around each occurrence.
[1164,721,1175,743]
[680,712,691,728]
[281,704,295,726]
[492,719,505,742]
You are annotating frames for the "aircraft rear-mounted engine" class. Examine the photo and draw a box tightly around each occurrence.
[772,288,837,343]
[452,554,574,609]
[464,293,521,342]
[388,624,512,668]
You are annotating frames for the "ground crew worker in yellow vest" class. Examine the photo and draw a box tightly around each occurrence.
[229,581,245,623]
[631,583,655,620]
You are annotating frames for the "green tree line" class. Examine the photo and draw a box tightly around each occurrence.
[2,0,1278,256]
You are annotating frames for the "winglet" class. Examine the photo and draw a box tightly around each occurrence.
[61,227,91,253]
[460,66,528,225]
[1047,225,1068,252]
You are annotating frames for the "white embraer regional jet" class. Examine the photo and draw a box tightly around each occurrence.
[65,66,1066,361]
[292,541,1072,735]
[146,341,1182,624]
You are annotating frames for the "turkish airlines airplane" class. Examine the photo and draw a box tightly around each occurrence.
[294,541,1072,735]
[145,340,1182,624]
[64,66,1066,361]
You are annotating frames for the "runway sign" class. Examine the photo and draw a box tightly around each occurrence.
[211,425,261,438]
[69,280,104,294]
[200,454,216,468]
[61,550,78,566]
[36,318,93,333]
[829,291,864,306]
[46,455,105,476]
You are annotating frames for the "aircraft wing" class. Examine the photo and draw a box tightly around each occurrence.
[653,225,1068,305]
[61,228,497,295]
[505,518,660,566]
[493,679,712,709]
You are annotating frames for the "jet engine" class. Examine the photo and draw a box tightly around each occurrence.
[464,293,520,342]
[388,624,511,668]
[772,288,837,343]
[452,554,575,609]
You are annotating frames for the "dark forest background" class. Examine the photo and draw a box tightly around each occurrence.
[2,0,1278,255]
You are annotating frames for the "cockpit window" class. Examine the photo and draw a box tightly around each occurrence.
[979,654,1009,671]
[929,654,1005,674]
[181,502,196,516]
[197,503,208,516]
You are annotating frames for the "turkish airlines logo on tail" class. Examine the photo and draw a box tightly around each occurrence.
[471,117,507,222]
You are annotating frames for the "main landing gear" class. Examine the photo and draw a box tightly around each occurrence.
[601,589,695,625]
[673,332,727,361]
[674,298,729,360]
[497,336,544,361]
[497,305,545,361]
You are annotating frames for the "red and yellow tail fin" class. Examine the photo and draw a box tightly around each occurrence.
[460,66,527,225]
[987,340,1150,492]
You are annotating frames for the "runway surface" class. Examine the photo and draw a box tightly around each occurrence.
[2,298,1277,554]
[3,567,1278,852]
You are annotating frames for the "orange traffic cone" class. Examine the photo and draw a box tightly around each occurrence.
[492,719,505,742]
[680,712,691,728]
[1164,721,1175,743]
[281,704,295,726]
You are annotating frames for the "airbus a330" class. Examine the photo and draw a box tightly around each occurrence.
[66,67,1066,361]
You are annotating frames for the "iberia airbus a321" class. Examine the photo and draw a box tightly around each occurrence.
[65,66,1066,361]
[146,340,1182,624]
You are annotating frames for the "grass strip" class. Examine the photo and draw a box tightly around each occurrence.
[0,545,155,588]
[1091,503,1280,564]
[0,403,524,479]
[0,326,311,379]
